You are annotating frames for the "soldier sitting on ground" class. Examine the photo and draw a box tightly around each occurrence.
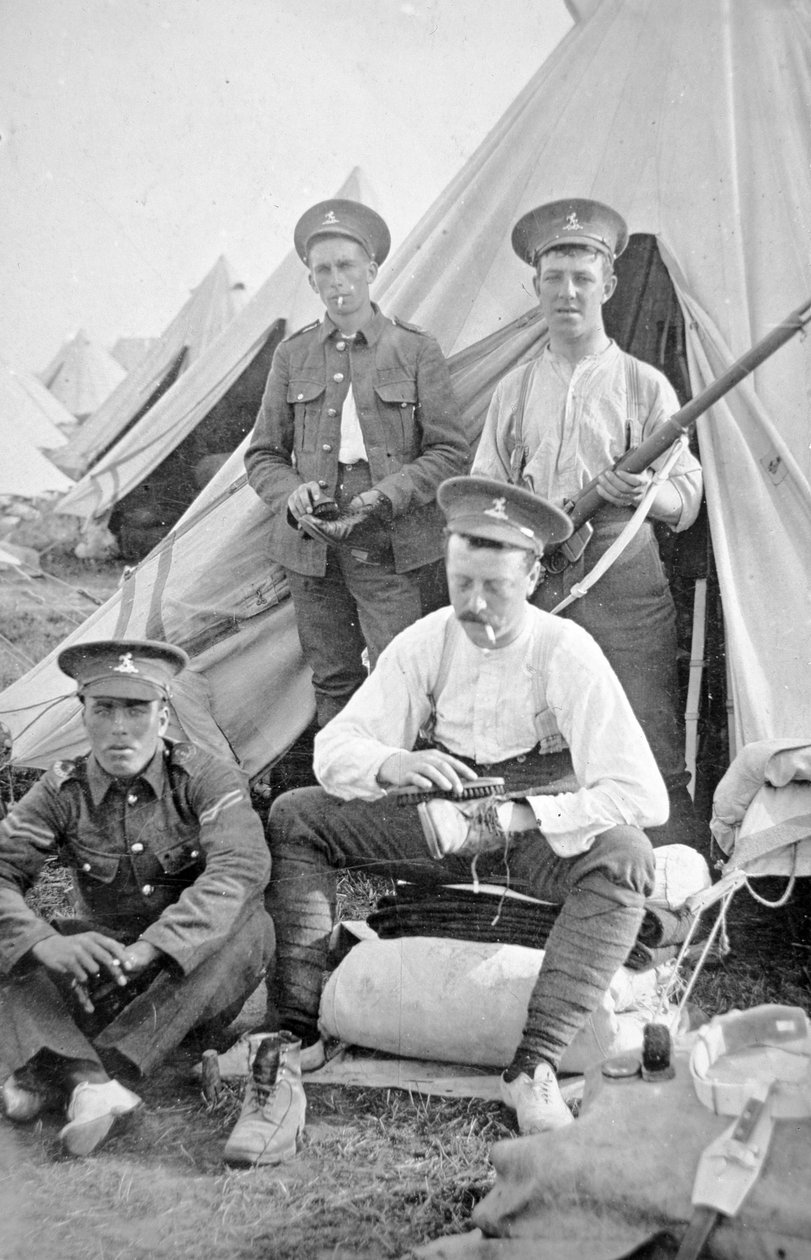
[0,639,274,1158]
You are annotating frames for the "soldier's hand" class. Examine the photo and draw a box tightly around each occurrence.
[118,940,162,975]
[30,932,132,1011]
[376,749,480,795]
[287,481,326,522]
[31,931,131,984]
[595,465,654,508]
[346,489,392,523]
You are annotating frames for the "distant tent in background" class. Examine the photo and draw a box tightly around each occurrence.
[111,336,158,373]
[39,329,126,421]
[56,257,247,481]
[55,167,380,561]
[52,256,247,559]
[0,412,74,499]
[0,364,76,451]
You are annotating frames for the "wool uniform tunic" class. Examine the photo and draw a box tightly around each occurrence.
[0,740,273,1079]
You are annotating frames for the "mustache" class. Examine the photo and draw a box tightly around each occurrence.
[457,612,497,643]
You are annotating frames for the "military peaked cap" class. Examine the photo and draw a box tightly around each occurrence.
[512,198,629,266]
[58,639,189,701]
[294,199,391,265]
[438,476,573,555]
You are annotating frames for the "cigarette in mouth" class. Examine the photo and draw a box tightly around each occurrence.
[484,624,496,645]
[337,296,345,308]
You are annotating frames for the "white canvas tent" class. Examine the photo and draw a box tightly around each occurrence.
[53,169,379,531]
[0,364,74,452]
[111,337,158,373]
[55,256,247,481]
[1,0,809,782]
[39,330,127,421]
[0,413,74,500]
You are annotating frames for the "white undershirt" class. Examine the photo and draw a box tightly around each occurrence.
[338,335,369,464]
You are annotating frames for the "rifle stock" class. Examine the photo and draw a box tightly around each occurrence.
[560,295,811,537]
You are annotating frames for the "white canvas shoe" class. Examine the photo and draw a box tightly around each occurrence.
[499,1061,574,1134]
[1,1072,55,1123]
[59,1079,142,1157]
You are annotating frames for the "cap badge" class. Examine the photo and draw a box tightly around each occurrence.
[113,653,140,675]
[484,497,509,520]
[564,211,583,231]
[322,210,339,225]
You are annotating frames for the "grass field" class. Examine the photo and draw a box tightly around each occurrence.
[0,507,809,1260]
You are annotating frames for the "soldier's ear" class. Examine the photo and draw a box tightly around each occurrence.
[366,259,379,285]
[602,273,618,303]
[158,705,170,735]
[307,270,319,295]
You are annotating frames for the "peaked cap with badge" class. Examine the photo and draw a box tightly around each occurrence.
[438,476,573,555]
[512,198,629,268]
[294,198,391,266]
[58,639,189,701]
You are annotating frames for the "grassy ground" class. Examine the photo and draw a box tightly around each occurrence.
[0,507,809,1259]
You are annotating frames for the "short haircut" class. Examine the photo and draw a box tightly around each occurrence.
[444,530,538,572]
[537,243,614,282]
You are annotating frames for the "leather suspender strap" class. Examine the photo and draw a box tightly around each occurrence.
[509,360,537,486]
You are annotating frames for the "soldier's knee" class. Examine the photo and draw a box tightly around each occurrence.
[586,825,655,898]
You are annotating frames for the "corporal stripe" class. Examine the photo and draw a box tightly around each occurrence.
[198,790,244,827]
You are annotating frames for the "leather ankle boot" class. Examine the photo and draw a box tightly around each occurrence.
[223,1031,306,1166]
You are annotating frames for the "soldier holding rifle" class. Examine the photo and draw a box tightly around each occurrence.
[473,199,703,846]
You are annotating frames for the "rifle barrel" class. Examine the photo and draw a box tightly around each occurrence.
[565,295,811,533]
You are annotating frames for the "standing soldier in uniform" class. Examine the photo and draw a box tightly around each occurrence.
[245,198,470,727]
[473,199,703,845]
[0,640,273,1157]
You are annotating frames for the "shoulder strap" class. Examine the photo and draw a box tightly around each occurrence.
[509,360,536,485]
[623,352,644,449]
[419,615,456,746]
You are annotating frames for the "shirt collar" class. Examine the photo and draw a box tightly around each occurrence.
[318,303,385,347]
[85,740,168,804]
[544,339,618,371]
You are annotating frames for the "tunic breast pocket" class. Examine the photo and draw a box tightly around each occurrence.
[373,379,418,458]
[287,380,326,453]
[151,834,205,887]
[66,834,120,886]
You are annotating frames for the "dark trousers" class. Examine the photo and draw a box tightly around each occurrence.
[266,787,654,1071]
[534,508,697,848]
[285,463,434,727]
[0,901,274,1082]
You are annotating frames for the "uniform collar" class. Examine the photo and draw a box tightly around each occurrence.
[85,740,168,804]
[318,303,385,347]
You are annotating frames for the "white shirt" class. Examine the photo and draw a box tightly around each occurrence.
[314,606,669,856]
[338,335,369,464]
[472,342,702,530]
